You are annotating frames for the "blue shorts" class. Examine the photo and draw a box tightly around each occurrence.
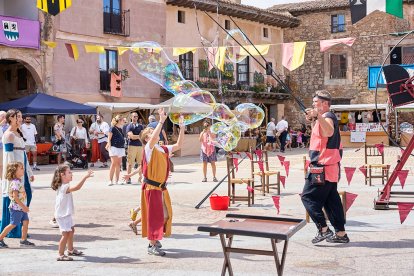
[9,209,29,226]
[266,136,276,143]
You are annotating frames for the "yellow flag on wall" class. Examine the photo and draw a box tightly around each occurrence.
[65,43,79,61]
[215,47,227,72]
[84,45,106,54]
[239,44,270,56]
[173,48,197,56]
[42,40,57,48]
[118,47,129,56]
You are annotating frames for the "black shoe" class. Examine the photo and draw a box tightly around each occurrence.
[90,163,94,167]
[0,239,8,248]
[33,166,40,171]
[326,233,350,243]
[312,228,333,244]
[20,239,35,247]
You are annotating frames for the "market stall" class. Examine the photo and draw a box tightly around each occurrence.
[395,103,414,147]
[330,104,389,147]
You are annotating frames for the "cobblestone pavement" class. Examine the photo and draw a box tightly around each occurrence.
[0,147,413,275]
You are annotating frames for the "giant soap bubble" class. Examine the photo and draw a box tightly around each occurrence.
[224,29,248,64]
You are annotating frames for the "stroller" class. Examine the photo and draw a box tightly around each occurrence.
[66,140,88,169]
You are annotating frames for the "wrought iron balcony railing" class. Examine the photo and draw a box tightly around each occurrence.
[103,7,130,37]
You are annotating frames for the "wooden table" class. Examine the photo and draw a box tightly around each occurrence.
[198,214,306,276]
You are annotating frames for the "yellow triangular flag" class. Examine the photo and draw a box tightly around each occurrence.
[215,47,227,72]
[42,40,57,48]
[84,45,106,54]
[291,42,306,71]
[118,47,129,55]
[173,47,197,56]
[239,44,270,56]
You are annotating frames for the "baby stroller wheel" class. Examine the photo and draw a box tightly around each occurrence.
[83,163,88,169]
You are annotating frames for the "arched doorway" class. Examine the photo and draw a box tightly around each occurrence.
[0,57,42,103]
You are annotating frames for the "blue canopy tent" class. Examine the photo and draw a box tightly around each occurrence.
[0,93,96,115]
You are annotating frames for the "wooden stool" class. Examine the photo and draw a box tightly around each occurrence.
[305,191,347,223]
[251,150,280,195]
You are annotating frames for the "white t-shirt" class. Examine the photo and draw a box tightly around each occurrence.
[276,119,288,132]
[70,126,89,143]
[54,183,74,218]
[90,122,110,143]
[21,123,37,146]
[266,122,276,137]
[144,143,173,164]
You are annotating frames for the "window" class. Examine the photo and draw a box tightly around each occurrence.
[225,20,231,30]
[17,68,27,90]
[99,49,118,91]
[103,0,122,34]
[237,57,249,84]
[179,52,194,80]
[391,46,414,64]
[331,14,345,33]
[178,10,185,23]
[263,27,269,38]
[330,54,347,79]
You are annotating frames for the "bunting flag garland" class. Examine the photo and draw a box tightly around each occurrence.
[214,47,227,72]
[397,202,414,224]
[397,170,409,189]
[375,143,384,155]
[277,155,285,166]
[272,196,280,214]
[42,40,57,48]
[345,192,358,213]
[65,43,79,61]
[283,161,290,177]
[258,160,264,173]
[118,47,129,56]
[281,42,306,71]
[246,185,254,193]
[37,0,72,16]
[239,44,270,56]
[84,45,105,54]
[233,158,239,172]
[359,165,367,177]
[246,152,252,160]
[173,47,197,56]
[255,149,263,161]
[320,37,356,52]
[280,175,286,188]
[350,0,403,24]
[344,167,357,186]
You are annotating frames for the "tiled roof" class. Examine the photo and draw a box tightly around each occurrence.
[166,0,300,28]
[269,0,349,14]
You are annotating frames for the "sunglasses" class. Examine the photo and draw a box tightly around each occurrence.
[77,121,83,124]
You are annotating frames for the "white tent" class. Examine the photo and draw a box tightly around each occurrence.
[158,97,213,114]
[330,104,388,111]
[84,102,161,113]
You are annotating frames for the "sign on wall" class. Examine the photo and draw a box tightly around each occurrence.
[368,65,414,90]
[0,15,40,49]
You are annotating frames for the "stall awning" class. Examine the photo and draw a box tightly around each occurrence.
[396,103,414,112]
[330,104,388,112]
[84,102,161,113]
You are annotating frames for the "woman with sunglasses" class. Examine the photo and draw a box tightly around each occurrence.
[69,119,89,155]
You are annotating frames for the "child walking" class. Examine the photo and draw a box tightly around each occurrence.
[51,164,94,261]
[0,162,35,248]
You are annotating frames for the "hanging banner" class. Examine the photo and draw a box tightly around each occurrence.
[344,167,357,186]
[239,44,270,56]
[345,192,358,213]
[277,155,285,166]
[110,73,122,97]
[37,0,72,16]
[397,202,414,224]
[0,15,40,49]
[281,42,306,71]
[255,149,263,161]
[375,143,385,155]
[283,161,290,177]
[320,37,356,52]
[42,40,57,48]
[272,196,280,214]
[245,152,252,160]
[65,43,79,61]
[258,160,264,173]
[233,158,239,172]
[280,175,286,188]
[173,47,197,56]
[397,170,409,189]
[359,165,367,177]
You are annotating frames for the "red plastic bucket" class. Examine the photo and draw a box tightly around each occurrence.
[209,194,229,210]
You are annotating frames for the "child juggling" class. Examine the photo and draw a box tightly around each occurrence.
[0,162,35,248]
[137,108,184,256]
[51,164,94,261]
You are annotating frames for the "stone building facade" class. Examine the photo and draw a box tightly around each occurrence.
[270,0,414,127]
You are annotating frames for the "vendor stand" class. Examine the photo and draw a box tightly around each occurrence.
[330,104,389,147]
[395,103,414,146]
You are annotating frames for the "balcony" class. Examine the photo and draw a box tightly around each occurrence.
[103,7,130,37]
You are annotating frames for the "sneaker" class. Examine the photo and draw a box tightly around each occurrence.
[49,219,59,228]
[201,178,207,182]
[20,239,35,247]
[312,228,333,244]
[128,222,138,235]
[108,181,114,186]
[33,166,40,171]
[90,163,94,167]
[326,233,350,244]
[99,164,108,168]
[147,245,166,256]
[155,241,162,248]
[130,209,138,221]
[0,239,8,248]
[126,179,132,184]
[212,177,218,182]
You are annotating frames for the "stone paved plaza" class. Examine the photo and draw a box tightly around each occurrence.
[0,147,413,275]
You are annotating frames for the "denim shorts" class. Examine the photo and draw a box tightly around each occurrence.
[10,209,29,225]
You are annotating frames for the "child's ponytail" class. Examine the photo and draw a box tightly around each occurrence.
[51,164,70,191]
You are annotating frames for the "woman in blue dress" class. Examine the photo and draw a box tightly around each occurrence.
[0,109,34,238]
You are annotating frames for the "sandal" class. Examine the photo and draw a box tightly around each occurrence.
[201,178,207,182]
[67,249,84,256]
[57,255,73,261]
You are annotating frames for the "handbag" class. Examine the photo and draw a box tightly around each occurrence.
[70,127,77,147]
[309,165,325,185]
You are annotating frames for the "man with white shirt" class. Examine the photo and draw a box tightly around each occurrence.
[276,116,289,153]
[21,115,40,170]
[90,114,110,168]
[265,118,277,151]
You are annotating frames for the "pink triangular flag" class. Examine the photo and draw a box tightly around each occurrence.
[305,160,311,171]
[272,196,280,214]
[233,158,239,172]
[397,202,414,224]
[247,185,254,193]
[344,167,356,186]
[320,37,356,52]
[283,161,290,177]
[277,155,285,166]
[246,152,252,160]
[345,192,358,213]
[375,143,384,155]
[397,170,409,189]
[359,165,367,177]
[255,149,263,161]
[258,160,264,173]
[280,175,286,188]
